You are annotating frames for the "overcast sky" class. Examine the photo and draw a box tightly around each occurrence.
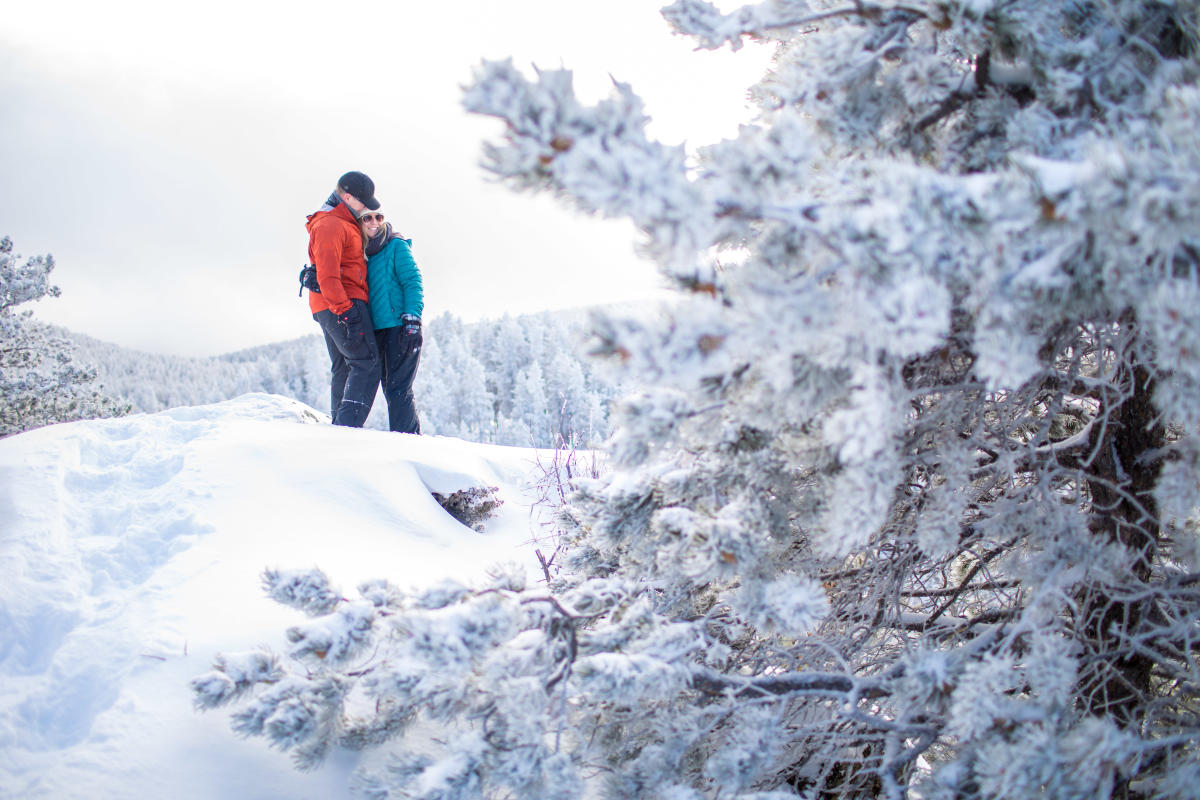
[2,1,770,357]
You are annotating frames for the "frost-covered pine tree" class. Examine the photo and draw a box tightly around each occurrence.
[0,237,128,435]
[195,2,1200,798]
[417,314,496,441]
[513,361,553,446]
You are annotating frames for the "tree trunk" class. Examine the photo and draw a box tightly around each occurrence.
[1080,350,1164,729]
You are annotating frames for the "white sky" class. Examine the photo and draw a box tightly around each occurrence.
[1,0,771,356]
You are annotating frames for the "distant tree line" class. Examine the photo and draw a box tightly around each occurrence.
[67,310,624,447]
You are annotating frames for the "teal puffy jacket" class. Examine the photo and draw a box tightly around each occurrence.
[366,236,424,330]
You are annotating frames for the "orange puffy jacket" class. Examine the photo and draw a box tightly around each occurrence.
[306,203,368,315]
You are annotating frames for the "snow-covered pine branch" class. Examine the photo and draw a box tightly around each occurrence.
[0,236,129,435]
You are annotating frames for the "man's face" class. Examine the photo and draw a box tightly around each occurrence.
[341,191,368,215]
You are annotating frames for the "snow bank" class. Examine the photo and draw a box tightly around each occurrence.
[0,394,551,799]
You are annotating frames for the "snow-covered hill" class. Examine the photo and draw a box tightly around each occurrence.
[0,394,554,799]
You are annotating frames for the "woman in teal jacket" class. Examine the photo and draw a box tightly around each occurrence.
[361,209,424,433]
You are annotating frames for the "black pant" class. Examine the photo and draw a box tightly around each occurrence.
[314,299,380,428]
[375,325,421,434]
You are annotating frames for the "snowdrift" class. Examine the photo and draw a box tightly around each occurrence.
[0,394,551,799]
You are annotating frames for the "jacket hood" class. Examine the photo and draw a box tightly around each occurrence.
[306,201,357,233]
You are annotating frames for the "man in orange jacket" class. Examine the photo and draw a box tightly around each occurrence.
[306,171,382,427]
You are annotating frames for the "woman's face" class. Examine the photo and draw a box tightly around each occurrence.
[361,212,385,238]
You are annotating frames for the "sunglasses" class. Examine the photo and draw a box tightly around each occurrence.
[361,213,385,224]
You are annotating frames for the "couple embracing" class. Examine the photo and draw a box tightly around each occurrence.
[304,171,423,433]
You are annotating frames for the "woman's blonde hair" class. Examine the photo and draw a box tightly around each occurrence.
[357,212,378,253]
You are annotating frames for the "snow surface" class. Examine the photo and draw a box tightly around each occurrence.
[0,394,555,799]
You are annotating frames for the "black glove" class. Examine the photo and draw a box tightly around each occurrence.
[337,306,360,326]
[401,314,421,336]
[298,265,321,296]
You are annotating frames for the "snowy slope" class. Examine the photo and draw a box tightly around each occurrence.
[0,394,554,799]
